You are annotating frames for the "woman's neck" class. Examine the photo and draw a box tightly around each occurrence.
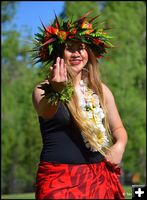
[73,72,82,87]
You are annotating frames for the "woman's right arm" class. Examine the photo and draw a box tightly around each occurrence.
[32,57,68,119]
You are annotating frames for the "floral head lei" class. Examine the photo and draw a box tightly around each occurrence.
[32,11,113,64]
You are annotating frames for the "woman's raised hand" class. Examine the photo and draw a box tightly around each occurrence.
[49,57,68,92]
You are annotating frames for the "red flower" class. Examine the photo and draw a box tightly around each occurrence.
[44,35,49,42]
[68,35,75,39]
[71,28,77,35]
[97,55,103,59]
[46,26,58,35]
[93,38,102,45]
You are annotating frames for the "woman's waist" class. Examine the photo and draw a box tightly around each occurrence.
[40,145,104,164]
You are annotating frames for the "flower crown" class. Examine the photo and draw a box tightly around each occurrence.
[32,11,113,64]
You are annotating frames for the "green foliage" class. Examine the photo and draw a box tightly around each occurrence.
[2,1,42,194]
[100,1,146,182]
[40,80,74,105]
[64,1,100,19]
[1,1,18,24]
[63,0,146,183]
[2,64,42,193]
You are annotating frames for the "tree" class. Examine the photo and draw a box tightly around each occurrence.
[2,1,42,194]
[1,1,17,23]
[101,1,146,183]
[63,1,146,184]
[61,1,100,19]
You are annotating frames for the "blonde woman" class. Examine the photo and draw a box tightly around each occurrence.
[32,12,128,199]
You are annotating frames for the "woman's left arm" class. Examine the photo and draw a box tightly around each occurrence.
[102,84,128,165]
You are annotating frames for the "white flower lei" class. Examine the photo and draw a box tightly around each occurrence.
[76,80,110,152]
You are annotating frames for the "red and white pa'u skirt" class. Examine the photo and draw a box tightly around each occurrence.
[35,160,124,199]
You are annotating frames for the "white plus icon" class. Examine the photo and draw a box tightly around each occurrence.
[135,187,144,197]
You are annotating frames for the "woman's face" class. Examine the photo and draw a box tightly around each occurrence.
[63,41,88,74]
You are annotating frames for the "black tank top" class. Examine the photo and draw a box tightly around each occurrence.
[39,102,104,164]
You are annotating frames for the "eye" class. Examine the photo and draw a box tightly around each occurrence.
[65,46,73,51]
[65,44,86,52]
[79,47,85,50]
[79,45,86,50]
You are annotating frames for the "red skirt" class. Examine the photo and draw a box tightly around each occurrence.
[35,161,124,199]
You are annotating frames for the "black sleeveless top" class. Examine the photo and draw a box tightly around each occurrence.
[39,102,104,164]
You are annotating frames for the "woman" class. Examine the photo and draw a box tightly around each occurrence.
[32,12,128,199]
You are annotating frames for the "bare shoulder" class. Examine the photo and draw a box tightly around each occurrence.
[102,83,115,104]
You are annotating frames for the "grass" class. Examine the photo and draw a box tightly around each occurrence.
[1,185,132,199]
[1,193,35,199]
[123,185,132,199]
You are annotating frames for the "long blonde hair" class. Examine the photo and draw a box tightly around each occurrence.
[66,46,113,156]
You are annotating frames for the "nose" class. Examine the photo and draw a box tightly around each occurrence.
[71,50,81,57]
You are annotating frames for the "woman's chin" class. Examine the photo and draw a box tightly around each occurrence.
[71,65,83,73]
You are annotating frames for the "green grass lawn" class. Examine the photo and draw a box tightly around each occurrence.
[1,185,132,199]
[123,185,132,199]
[1,193,35,199]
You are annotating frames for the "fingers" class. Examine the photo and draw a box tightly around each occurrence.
[60,58,64,77]
[49,57,67,83]
[64,64,68,82]
[104,153,121,166]
[60,59,68,82]
[55,57,60,79]
[49,66,53,79]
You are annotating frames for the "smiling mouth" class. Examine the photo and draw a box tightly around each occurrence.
[69,60,82,65]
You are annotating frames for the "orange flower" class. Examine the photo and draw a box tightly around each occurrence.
[57,30,68,41]
[102,31,107,35]
[84,29,94,34]
[81,20,92,29]
[46,26,58,35]
[98,29,107,35]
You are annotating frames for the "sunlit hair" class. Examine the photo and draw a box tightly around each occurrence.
[63,44,113,156]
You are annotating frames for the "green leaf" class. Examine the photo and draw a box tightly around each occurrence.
[48,45,53,55]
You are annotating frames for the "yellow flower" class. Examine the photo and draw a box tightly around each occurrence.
[57,30,68,41]
[81,20,92,29]
[97,132,104,144]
